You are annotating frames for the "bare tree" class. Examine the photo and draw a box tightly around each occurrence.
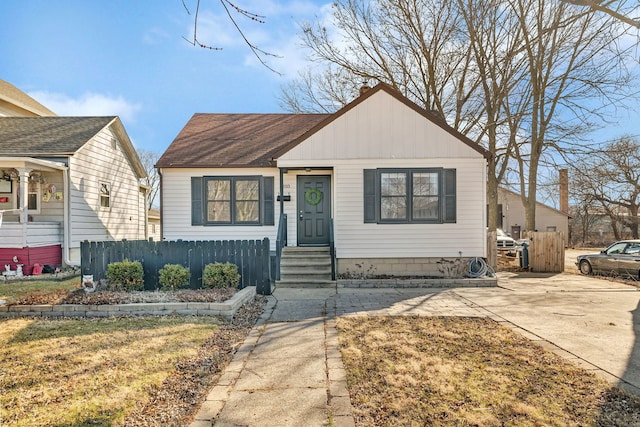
[456,0,529,231]
[182,0,281,74]
[571,137,640,240]
[506,0,637,232]
[562,0,640,28]
[282,0,639,234]
[283,0,485,133]
[138,149,160,210]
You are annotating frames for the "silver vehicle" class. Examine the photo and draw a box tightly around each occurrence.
[576,240,640,278]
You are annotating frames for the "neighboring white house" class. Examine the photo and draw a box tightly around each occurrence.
[157,83,490,278]
[497,187,570,242]
[148,208,161,241]
[0,79,57,117]
[0,116,148,274]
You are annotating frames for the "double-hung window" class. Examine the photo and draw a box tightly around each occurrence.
[364,168,456,224]
[206,177,260,224]
[191,175,275,226]
[100,183,111,208]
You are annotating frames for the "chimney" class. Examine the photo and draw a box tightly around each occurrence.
[559,168,569,213]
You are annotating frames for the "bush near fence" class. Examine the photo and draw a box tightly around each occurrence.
[80,239,271,295]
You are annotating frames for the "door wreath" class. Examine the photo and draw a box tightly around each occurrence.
[304,188,323,206]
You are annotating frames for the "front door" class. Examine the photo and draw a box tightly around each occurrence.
[297,175,331,246]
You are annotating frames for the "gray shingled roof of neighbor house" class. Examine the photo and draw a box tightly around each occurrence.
[0,116,115,155]
[156,113,331,168]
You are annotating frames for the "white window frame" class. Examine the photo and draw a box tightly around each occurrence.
[99,182,111,209]
[12,181,41,214]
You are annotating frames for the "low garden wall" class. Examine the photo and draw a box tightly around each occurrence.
[0,286,256,321]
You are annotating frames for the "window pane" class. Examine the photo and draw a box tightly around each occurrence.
[100,184,110,208]
[235,179,259,200]
[413,196,439,220]
[235,201,259,222]
[381,196,406,219]
[381,173,406,196]
[208,180,230,201]
[207,201,230,222]
[28,193,38,210]
[413,173,438,196]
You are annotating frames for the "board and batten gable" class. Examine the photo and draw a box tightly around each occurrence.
[161,168,279,247]
[277,88,487,260]
[68,124,146,259]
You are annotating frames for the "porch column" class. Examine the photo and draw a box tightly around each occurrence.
[17,168,31,248]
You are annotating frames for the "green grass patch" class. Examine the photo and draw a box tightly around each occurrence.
[0,316,222,426]
[337,316,640,426]
[0,276,80,304]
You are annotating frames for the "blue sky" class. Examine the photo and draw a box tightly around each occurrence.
[0,0,330,153]
[1,0,638,160]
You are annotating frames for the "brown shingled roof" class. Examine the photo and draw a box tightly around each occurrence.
[156,113,330,168]
[158,84,491,169]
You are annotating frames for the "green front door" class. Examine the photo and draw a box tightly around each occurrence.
[297,175,331,246]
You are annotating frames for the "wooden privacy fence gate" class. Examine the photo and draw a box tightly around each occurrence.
[81,239,271,295]
[525,231,565,273]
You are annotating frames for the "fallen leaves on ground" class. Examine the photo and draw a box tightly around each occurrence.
[337,316,640,427]
[121,296,265,426]
[9,287,237,305]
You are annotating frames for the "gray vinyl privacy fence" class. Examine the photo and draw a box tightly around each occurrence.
[80,239,272,295]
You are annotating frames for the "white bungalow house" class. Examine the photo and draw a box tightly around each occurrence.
[157,83,490,282]
[0,116,148,275]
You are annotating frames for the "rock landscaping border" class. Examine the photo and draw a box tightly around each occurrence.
[0,286,256,320]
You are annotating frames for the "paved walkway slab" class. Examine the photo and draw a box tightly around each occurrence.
[191,272,640,426]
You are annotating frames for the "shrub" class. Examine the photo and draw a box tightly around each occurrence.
[106,259,144,291]
[158,264,191,291]
[203,262,240,289]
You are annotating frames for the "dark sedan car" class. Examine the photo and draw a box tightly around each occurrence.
[576,240,640,278]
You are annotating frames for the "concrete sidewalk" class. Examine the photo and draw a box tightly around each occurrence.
[190,272,640,426]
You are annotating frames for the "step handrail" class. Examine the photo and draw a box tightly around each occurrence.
[275,213,287,280]
[329,218,336,280]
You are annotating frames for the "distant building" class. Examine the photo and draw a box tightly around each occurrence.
[497,187,570,243]
[0,79,56,117]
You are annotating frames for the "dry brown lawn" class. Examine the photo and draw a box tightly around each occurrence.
[0,298,264,426]
[337,316,640,427]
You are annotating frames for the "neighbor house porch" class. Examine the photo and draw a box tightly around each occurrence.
[0,159,67,276]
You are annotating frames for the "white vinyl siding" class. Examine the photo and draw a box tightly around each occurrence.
[162,89,487,258]
[162,168,279,249]
[276,89,487,258]
[278,90,482,162]
[278,159,485,258]
[69,126,145,246]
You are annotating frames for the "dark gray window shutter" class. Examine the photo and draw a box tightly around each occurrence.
[263,176,275,225]
[191,177,203,225]
[363,169,377,223]
[443,169,456,223]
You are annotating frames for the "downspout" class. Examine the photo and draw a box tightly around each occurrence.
[158,168,163,240]
[279,167,284,216]
[62,165,78,266]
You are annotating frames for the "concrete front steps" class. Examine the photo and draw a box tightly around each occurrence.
[276,246,336,288]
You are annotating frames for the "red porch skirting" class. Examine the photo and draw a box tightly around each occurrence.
[0,245,62,276]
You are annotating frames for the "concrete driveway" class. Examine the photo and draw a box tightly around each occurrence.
[455,270,640,394]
